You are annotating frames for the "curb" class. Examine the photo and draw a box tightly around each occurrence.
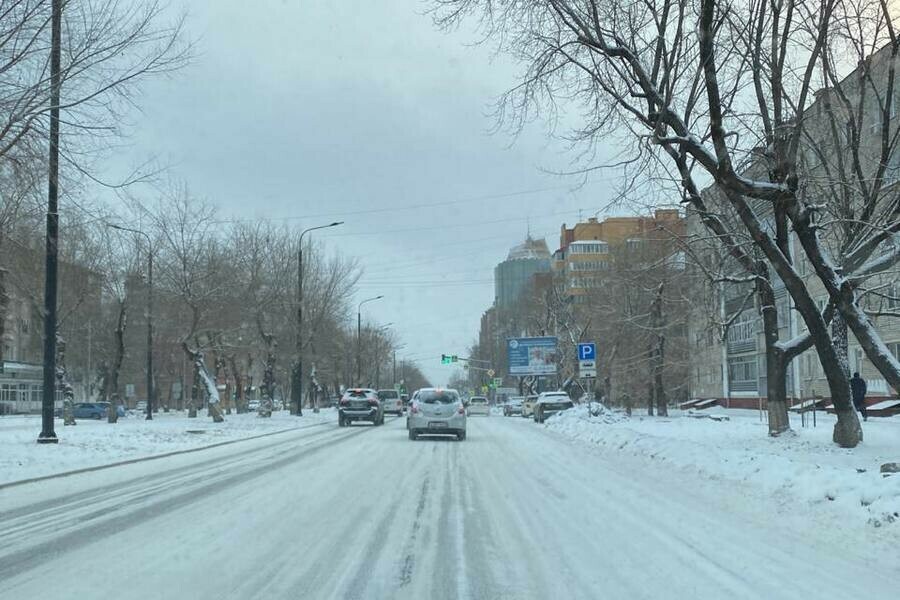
[0,421,330,491]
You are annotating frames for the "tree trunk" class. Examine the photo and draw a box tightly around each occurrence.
[0,269,7,367]
[57,334,76,426]
[758,274,790,435]
[184,345,224,422]
[729,194,860,446]
[107,301,126,424]
[832,312,849,376]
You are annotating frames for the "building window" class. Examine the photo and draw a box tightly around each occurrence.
[888,342,900,361]
[570,242,608,255]
[728,356,758,392]
[726,312,757,354]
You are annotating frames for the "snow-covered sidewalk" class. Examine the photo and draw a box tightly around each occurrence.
[546,405,900,527]
[0,408,337,486]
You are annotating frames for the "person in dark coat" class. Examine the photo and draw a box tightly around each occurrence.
[850,372,868,421]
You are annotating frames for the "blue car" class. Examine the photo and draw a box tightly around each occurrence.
[72,402,125,419]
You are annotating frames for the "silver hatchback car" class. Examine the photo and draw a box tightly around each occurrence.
[407,388,466,441]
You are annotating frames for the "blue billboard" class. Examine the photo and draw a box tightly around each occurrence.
[507,337,558,376]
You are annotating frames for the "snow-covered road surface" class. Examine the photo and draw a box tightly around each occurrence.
[1,415,898,599]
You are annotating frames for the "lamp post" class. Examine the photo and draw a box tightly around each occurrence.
[108,224,154,420]
[37,0,63,444]
[356,295,384,386]
[374,323,392,388]
[294,221,343,416]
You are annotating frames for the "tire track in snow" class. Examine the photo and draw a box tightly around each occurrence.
[0,425,372,584]
[397,474,431,588]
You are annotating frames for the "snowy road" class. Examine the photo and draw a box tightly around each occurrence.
[1,415,898,599]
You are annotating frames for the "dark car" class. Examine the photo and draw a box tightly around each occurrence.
[338,388,384,426]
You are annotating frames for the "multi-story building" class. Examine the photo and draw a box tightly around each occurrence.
[557,210,685,298]
[494,236,552,307]
[687,43,900,407]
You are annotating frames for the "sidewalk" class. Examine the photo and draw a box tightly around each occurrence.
[546,405,900,527]
[0,409,336,485]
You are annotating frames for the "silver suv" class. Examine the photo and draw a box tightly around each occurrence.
[338,388,384,426]
[407,388,466,441]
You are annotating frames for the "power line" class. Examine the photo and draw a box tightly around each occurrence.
[209,179,613,225]
[319,209,578,238]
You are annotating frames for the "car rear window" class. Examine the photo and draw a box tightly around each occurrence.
[419,390,459,404]
[345,390,372,399]
[470,398,487,404]
[377,390,399,400]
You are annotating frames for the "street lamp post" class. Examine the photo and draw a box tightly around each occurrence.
[373,323,392,389]
[108,224,154,420]
[294,221,343,416]
[356,295,384,386]
[37,0,63,444]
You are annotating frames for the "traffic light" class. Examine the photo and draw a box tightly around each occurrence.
[452,355,458,363]
[441,354,452,365]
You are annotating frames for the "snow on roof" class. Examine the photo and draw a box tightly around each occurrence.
[506,236,551,260]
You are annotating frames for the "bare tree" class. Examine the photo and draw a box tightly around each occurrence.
[433,0,900,446]
[150,185,224,421]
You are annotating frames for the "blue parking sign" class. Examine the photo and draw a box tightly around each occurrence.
[577,343,596,361]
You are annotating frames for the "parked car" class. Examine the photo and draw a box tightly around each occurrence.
[400,393,409,407]
[72,402,124,420]
[338,388,384,426]
[521,394,539,418]
[407,388,466,441]
[534,391,574,423]
[503,396,524,416]
[377,389,404,415]
[135,400,148,412]
[467,396,490,416]
[247,399,261,411]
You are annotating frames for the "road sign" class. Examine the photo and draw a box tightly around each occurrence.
[487,368,495,377]
[579,359,597,378]
[577,342,596,361]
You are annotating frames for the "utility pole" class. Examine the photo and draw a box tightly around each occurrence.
[293,221,342,416]
[108,224,154,420]
[38,0,62,444]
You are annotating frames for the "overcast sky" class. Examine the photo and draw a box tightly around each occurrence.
[107,0,619,386]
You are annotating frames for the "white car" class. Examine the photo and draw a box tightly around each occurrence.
[466,396,490,416]
[534,391,574,423]
[247,399,261,411]
[521,395,539,418]
[377,389,404,415]
[407,388,466,441]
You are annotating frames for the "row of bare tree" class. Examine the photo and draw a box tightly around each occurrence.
[0,2,420,422]
[436,0,900,447]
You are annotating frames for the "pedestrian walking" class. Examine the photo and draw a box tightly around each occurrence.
[850,372,868,421]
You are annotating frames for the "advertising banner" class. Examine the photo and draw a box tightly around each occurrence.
[507,337,558,376]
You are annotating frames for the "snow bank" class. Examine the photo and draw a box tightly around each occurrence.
[545,406,900,527]
[0,409,336,485]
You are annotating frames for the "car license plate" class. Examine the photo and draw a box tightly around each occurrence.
[428,421,447,428]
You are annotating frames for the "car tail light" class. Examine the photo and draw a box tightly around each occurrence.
[340,398,349,406]
[410,404,419,414]
[368,399,378,406]
[458,405,465,415]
